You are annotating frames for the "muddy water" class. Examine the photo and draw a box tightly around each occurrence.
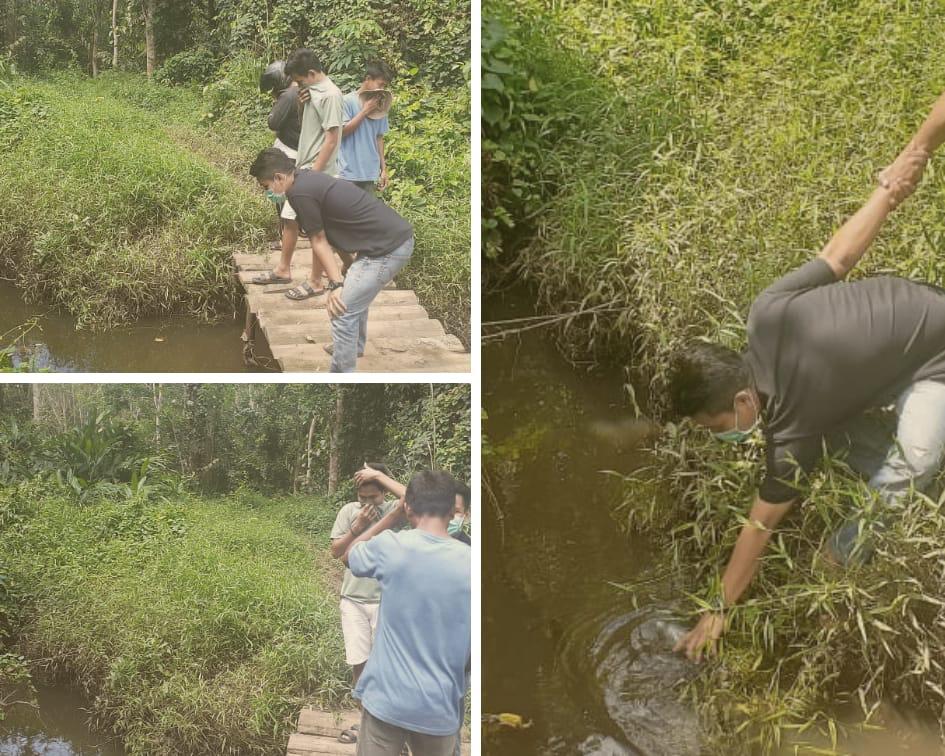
[0,683,124,755]
[0,280,263,372]
[483,290,680,755]
[483,289,945,755]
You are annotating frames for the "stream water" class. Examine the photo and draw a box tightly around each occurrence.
[0,684,124,755]
[0,280,262,372]
[482,288,945,755]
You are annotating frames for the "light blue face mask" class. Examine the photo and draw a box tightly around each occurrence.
[712,395,760,444]
[447,515,466,535]
[265,189,285,204]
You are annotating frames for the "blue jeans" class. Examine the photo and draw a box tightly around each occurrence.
[825,380,945,563]
[329,236,414,372]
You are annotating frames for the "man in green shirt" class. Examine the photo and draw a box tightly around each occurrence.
[329,463,398,691]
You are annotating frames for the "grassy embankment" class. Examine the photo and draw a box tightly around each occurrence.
[0,481,349,754]
[0,65,470,343]
[485,1,945,752]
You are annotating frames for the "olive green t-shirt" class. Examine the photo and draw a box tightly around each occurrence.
[330,499,397,603]
[296,77,344,175]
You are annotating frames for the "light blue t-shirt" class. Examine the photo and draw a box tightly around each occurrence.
[349,528,471,736]
[338,91,390,182]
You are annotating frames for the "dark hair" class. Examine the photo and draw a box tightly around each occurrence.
[285,48,324,77]
[364,60,395,83]
[249,147,295,182]
[260,60,291,95]
[668,342,750,418]
[454,479,471,514]
[405,470,457,518]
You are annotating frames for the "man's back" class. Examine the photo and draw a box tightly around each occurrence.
[349,528,471,736]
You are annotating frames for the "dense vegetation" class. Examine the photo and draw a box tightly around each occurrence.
[1,0,470,341]
[0,383,470,752]
[484,0,945,751]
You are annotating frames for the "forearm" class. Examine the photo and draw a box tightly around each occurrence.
[330,530,358,559]
[911,90,945,154]
[718,497,792,607]
[312,129,339,172]
[819,187,892,278]
[343,112,368,137]
[377,136,386,170]
[310,235,343,282]
[342,506,404,565]
[373,472,405,498]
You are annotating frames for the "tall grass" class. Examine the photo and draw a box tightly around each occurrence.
[0,74,270,330]
[613,425,945,753]
[0,481,348,754]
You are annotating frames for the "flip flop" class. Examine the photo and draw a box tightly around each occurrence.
[251,271,292,285]
[285,281,325,300]
[337,728,357,744]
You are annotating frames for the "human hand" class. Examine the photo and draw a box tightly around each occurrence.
[353,503,380,534]
[879,146,929,206]
[353,465,381,487]
[360,97,379,116]
[673,612,725,662]
[326,287,347,318]
[298,87,311,105]
[377,169,388,192]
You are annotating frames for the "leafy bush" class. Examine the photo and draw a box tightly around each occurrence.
[155,48,220,86]
[0,491,348,754]
[0,74,269,329]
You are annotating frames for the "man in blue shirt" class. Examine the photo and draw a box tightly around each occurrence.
[343,470,471,756]
[339,60,395,197]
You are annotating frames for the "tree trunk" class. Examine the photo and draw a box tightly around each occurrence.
[152,383,162,445]
[304,413,317,489]
[144,0,155,78]
[111,0,119,68]
[328,389,344,494]
[91,24,98,76]
[31,384,41,422]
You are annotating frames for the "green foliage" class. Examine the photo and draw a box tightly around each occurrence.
[0,73,269,329]
[0,490,348,754]
[155,48,221,86]
[385,385,472,482]
[614,425,945,752]
[488,0,945,387]
[0,84,50,150]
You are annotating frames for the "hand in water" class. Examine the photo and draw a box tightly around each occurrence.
[673,612,724,662]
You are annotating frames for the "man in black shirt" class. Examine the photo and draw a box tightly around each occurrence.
[667,166,943,661]
[249,147,415,372]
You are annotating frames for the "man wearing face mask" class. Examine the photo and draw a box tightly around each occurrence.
[666,167,945,662]
[343,470,471,756]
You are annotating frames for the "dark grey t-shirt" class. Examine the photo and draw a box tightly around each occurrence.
[745,258,945,502]
[268,85,301,150]
[286,170,413,256]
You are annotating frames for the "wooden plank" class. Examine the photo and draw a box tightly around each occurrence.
[297,709,360,738]
[262,319,448,347]
[275,340,470,373]
[245,290,419,313]
[286,733,356,755]
[259,305,430,326]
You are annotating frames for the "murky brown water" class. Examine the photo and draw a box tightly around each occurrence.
[0,280,265,372]
[0,683,124,755]
[482,288,945,755]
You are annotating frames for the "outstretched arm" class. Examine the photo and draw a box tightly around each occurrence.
[879,89,945,194]
[818,187,895,279]
[353,465,405,498]
[674,495,794,662]
[342,499,407,566]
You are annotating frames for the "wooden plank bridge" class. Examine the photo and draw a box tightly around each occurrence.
[234,242,470,373]
[286,708,471,755]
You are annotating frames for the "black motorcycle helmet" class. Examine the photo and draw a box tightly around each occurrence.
[260,60,291,95]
